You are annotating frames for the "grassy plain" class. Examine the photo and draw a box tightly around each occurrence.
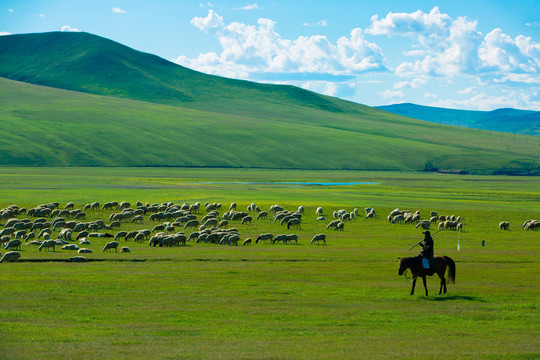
[0,167,539,359]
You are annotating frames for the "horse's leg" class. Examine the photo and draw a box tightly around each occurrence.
[422,276,428,296]
[411,277,417,295]
[438,273,446,295]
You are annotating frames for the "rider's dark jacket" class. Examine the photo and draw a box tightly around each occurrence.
[419,234,434,259]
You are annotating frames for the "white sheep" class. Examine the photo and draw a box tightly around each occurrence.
[311,234,326,245]
[102,241,119,252]
[121,247,130,253]
[62,244,79,251]
[39,239,56,252]
[78,248,93,254]
[0,251,20,263]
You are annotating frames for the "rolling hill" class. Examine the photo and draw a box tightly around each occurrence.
[378,103,540,136]
[0,32,539,174]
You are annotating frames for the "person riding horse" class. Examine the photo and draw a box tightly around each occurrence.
[418,230,434,273]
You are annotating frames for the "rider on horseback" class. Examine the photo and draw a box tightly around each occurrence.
[419,231,434,273]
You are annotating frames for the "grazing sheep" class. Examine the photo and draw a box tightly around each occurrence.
[316,216,326,221]
[256,233,273,244]
[430,211,438,218]
[243,238,252,246]
[64,202,75,210]
[218,220,228,229]
[74,212,86,220]
[438,222,445,230]
[335,222,344,231]
[187,232,200,242]
[121,247,130,253]
[69,256,88,262]
[499,221,510,230]
[39,239,56,252]
[114,231,128,241]
[272,234,288,244]
[327,220,340,230]
[102,241,119,252]
[257,211,268,220]
[184,220,199,230]
[0,251,20,263]
[241,216,252,225]
[456,223,463,231]
[316,207,323,216]
[366,210,375,219]
[62,244,79,251]
[415,220,431,230]
[4,239,21,251]
[286,234,298,244]
[79,238,91,245]
[132,215,144,224]
[311,234,326,245]
[287,218,301,230]
[229,202,237,211]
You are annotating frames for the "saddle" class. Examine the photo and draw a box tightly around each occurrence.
[422,256,436,275]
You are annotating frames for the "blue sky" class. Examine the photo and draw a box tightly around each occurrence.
[2,0,540,110]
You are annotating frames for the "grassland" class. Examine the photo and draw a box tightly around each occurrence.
[1,31,539,173]
[0,167,538,359]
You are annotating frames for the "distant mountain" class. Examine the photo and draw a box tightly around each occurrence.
[0,32,538,174]
[377,103,540,136]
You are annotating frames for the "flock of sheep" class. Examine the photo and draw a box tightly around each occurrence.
[0,200,537,263]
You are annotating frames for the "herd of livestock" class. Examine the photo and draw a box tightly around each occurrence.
[0,200,538,263]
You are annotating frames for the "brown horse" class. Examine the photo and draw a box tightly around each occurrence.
[398,255,456,296]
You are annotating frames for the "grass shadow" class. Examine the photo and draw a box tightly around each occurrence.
[422,294,486,302]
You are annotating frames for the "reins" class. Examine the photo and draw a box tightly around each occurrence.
[403,268,418,283]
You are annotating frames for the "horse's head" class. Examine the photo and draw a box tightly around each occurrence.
[398,257,408,275]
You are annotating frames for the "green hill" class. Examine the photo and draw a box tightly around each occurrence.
[378,103,540,136]
[0,32,539,174]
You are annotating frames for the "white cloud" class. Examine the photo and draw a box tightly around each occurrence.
[61,25,80,32]
[457,86,475,94]
[8,9,14,13]
[175,11,387,79]
[379,89,403,99]
[38,14,45,18]
[191,9,224,31]
[525,21,540,27]
[112,7,126,14]
[430,91,540,111]
[424,93,437,98]
[303,20,329,27]
[368,7,540,85]
[0,31,11,36]
[239,3,262,10]
[393,77,426,89]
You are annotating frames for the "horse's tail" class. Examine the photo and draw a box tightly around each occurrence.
[443,256,456,284]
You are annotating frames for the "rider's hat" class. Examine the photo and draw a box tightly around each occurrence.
[422,231,431,235]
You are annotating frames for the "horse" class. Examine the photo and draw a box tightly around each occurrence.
[398,255,456,296]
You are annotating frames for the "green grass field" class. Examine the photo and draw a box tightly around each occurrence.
[0,167,538,359]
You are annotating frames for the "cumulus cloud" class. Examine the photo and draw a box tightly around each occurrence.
[368,7,540,85]
[112,7,126,14]
[457,87,475,94]
[175,10,388,80]
[61,25,80,32]
[0,31,11,36]
[424,93,437,98]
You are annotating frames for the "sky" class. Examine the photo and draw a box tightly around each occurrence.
[1,0,540,110]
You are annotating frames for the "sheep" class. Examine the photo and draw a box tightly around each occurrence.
[184,220,199,230]
[243,238,252,246]
[430,211,438,218]
[132,215,144,224]
[241,216,253,225]
[327,220,340,230]
[438,222,445,230]
[74,212,86,220]
[256,233,273,244]
[272,234,288,244]
[4,239,21,251]
[114,231,128,241]
[416,220,431,230]
[229,202,237,211]
[218,220,228,229]
[69,256,88,262]
[456,223,463,231]
[257,211,268,220]
[187,232,200,242]
[317,216,326,221]
[366,210,375,219]
[392,214,405,224]
[335,222,344,231]
[316,207,323,216]
[523,220,539,230]
[64,202,75,210]
[286,234,298,244]
[79,238,91,245]
[102,241,119,252]
[39,239,56,252]
[287,218,301,230]
[62,244,79,251]
[311,234,326,245]
[499,221,510,230]
[121,247,130,253]
[0,251,20,263]
[0,236,10,244]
